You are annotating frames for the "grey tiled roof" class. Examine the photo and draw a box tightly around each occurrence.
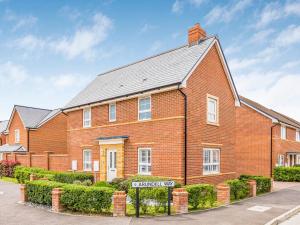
[240,96,300,129]
[0,144,26,152]
[64,37,216,109]
[13,106,61,129]
[0,120,8,133]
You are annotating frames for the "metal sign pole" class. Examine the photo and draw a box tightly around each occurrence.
[136,187,140,218]
[168,186,171,216]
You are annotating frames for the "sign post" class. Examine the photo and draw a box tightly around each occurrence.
[132,181,175,218]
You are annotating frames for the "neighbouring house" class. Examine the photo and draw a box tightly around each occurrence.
[63,23,240,185]
[0,105,68,169]
[236,96,300,177]
[0,120,8,160]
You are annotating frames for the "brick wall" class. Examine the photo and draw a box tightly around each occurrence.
[29,113,67,154]
[183,44,237,184]
[7,111,28,148]
[0,133,6,145]
[236,103,273,177]
[67,89,185,181]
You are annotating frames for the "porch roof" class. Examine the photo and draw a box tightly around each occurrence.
[96,135,129,140]
[0,144,27,153]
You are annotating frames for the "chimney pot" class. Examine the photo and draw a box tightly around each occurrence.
[188,23,206,45]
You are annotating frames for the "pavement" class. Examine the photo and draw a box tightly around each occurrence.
[1,181,300,225]
[280,212,300,225]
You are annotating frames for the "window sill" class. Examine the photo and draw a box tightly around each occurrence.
[138,118,152,122]
[206,122,220,127]
[203,172,220,176]
[138,173,151,176]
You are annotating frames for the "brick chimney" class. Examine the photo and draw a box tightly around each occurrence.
[188,23,206,45]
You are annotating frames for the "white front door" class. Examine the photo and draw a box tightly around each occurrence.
[107,149,117,182]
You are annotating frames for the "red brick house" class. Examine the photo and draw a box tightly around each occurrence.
[236,96,300,177]
[0,120,8,146]
[64,24,240,185]
[0,105,67,162]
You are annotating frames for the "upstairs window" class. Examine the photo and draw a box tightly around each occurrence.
[83,107,91,128]
[109,103,116,122]
[203,148,220,175]
[207,95,219,124]
[138,148,151,175]
[296,130,300,142]
[281,126,287,140]
[15,129,20,143]
[83,149,92,171]
[138,97,151,121]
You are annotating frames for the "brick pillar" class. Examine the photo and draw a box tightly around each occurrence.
[29,174,38,181]
[113,191,126,217]
[20,184,27,203]
[217,183,230,205]
[52,188,64,213]
[248,180,257,197]
[172,188,188,214]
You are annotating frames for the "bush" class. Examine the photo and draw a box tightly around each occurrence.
[94,181,113,188]
[109,178,126,190]
[60,185,114,213]
[0,160,20,177]
[185,184,216,209]
[26,180,65,206]
[239,175,271,194]
[14,166,47,183]
[73,180,93,186]
[226,179,249,201]
[52,172,93,184]
[274,167,300,182]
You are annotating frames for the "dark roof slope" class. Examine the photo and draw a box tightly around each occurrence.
[0,120,8,133]
[240,96,300,128]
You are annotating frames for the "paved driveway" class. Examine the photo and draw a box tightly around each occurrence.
[1,181,300,225]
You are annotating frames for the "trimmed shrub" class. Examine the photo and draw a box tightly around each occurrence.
[109,178,126,190]
[60,185,114,213]
[52,172,93,184]
[185,184,216,209]
[0,160,20,177]
[26,180,65,206]
[274,167,300,182]
[226,179,249,201]
[239,175,271,194]
[94,181,113,188]
[14,166,47,183]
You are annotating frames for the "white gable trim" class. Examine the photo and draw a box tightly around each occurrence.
[181,38,240,107]
[6,108,27,133]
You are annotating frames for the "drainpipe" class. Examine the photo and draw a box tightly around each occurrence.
[178,87,187,185]
[27,129,30,152]
[270,124,277,177]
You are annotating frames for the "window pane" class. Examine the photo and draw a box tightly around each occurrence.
[139,98,150,111]
[109,104,116,121]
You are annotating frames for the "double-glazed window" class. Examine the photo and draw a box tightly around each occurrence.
[83,108,91,128]
[281,126,287,140]
[296,130,300,142]
[15,129,20,143]
[277,154,284,166]
[207,95,219,124]
[109,103,116,122]
[138,148,151,175]
[203,148,220,175]
[83,149,92,171]
[138,97,151,121]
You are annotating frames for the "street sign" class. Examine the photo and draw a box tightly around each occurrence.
[131,181,175,188]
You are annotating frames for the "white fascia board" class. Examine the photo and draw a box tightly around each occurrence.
[63,85,179,113]
[181,38,240,107]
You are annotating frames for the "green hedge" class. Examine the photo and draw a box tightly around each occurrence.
[185,184,216,209]
[60,185,114,213]
[239,175,271,194]
[226,179,249,201]
[14,166,93,184]
[274,167,300,182]
[26,180,65,206]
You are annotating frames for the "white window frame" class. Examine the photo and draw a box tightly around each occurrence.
[138,96,151,121]
[83,107,91,128]
[203,148,220,175]
[15,129,20,143]
[83,149,92,171]
[109,103,116,122]
[277,154,285,166]
[207,95,219,125]
[281,125,287,140]
[138,148,151,175]
[0,153,3,161]
[296,130,300,142]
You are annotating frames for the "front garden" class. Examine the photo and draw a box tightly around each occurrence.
[0,159,272,217]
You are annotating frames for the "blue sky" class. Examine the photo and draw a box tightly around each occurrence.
[1,0,300,121]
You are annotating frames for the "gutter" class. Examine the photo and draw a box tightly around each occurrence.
[178,86,187,185]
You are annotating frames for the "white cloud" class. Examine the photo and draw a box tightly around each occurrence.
[189,0,205,7]
[51,74,77,89]
[273,25,300,47]
[284,1,300,16]
[172,0,183,14]
[205,0,252,25]
[250,29,275,43]
[51,13,113,60]
[281,60,300,69]
[13,35,46,51]
[224,45,240,55]
[4,10,37,31]
[139,24,157,34]
[0,61,28,84]
[59,6,81,21]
